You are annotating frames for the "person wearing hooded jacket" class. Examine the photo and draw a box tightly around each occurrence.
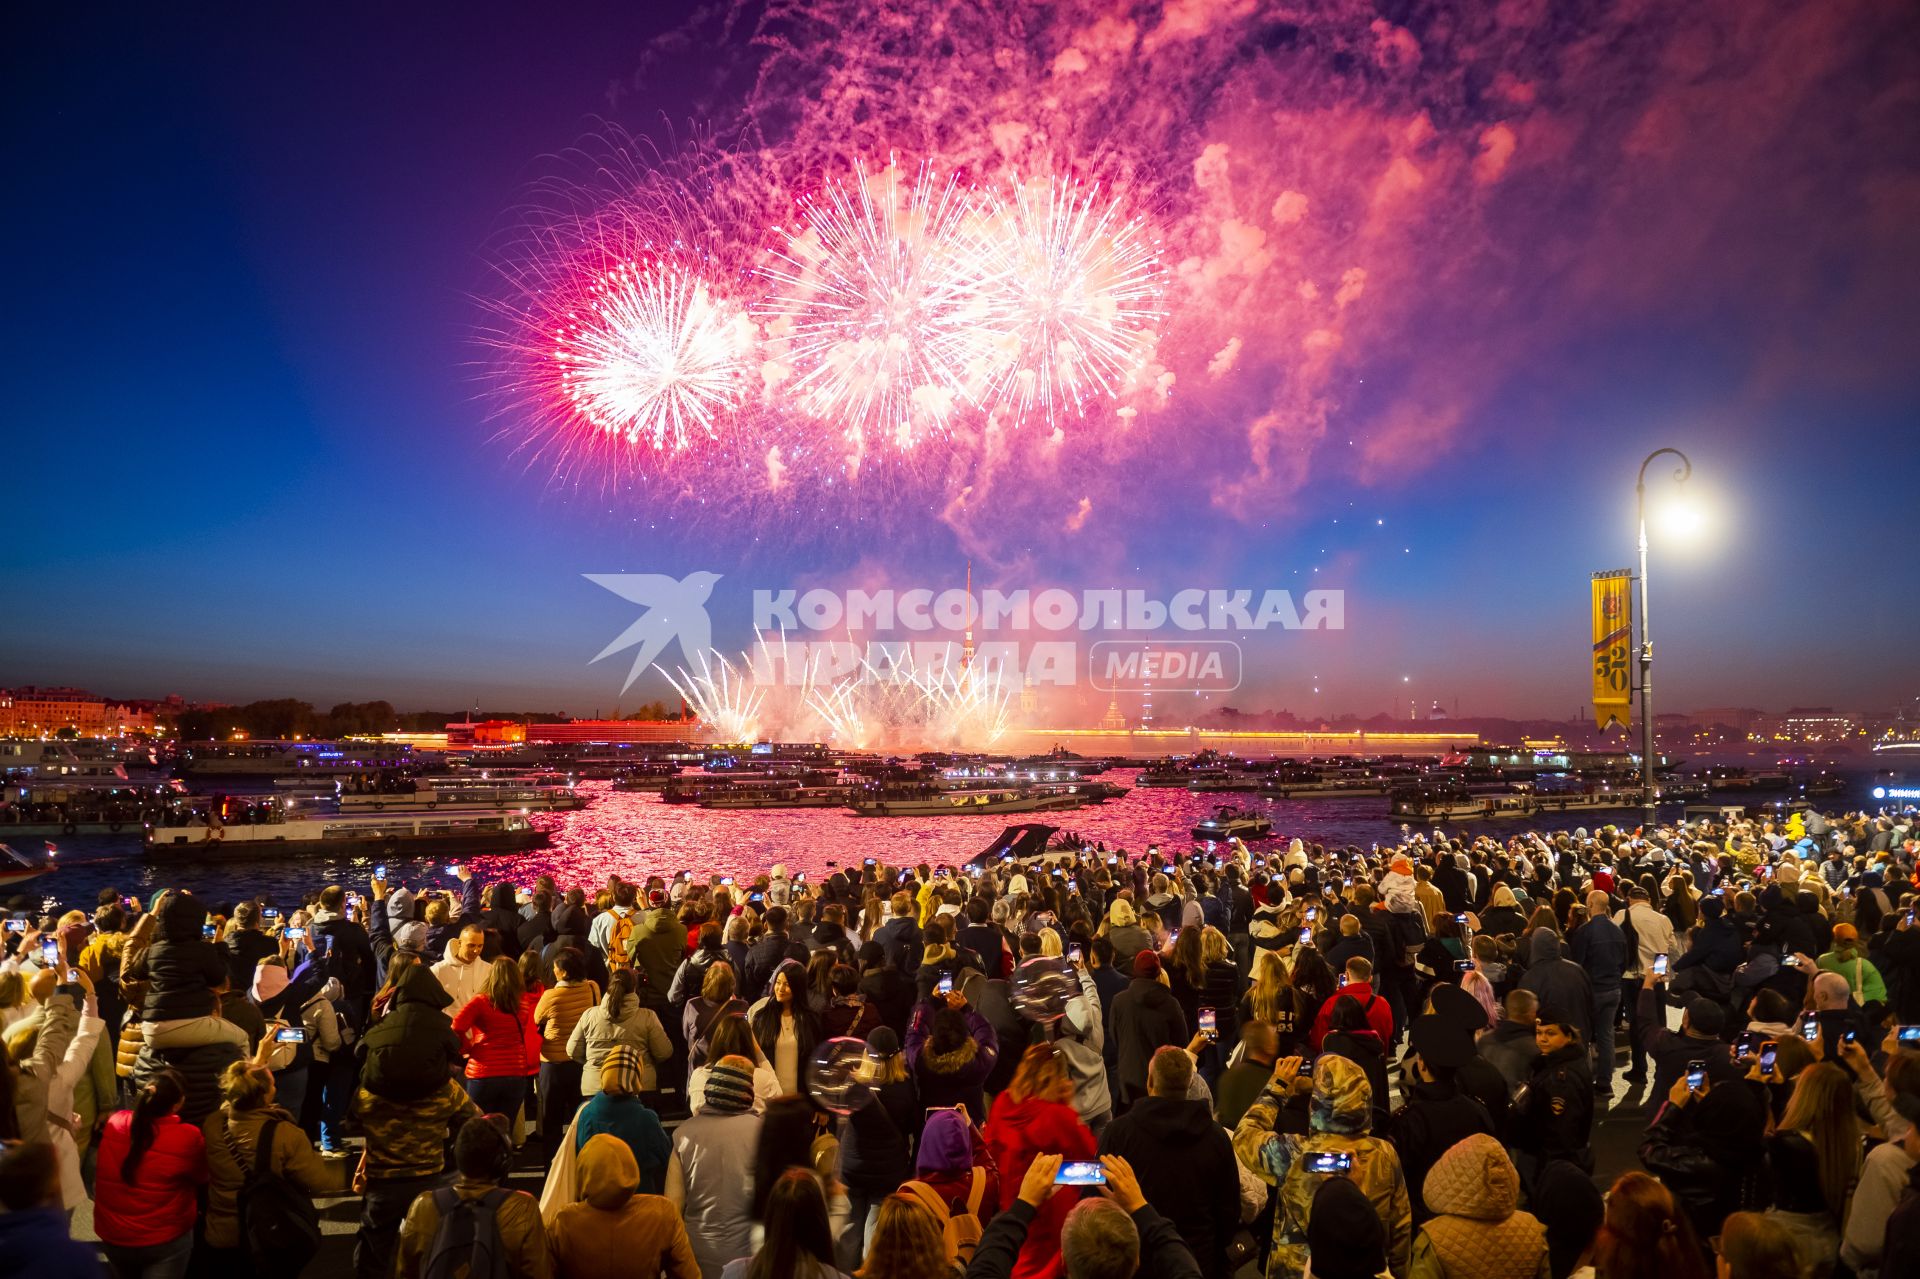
[550,1132,701,1279]
[478,881,528,961]
[1515,931,1593,1049]
[1099,1045,1240,1278]
[1108,951,1188,1112]
[359,960,462,1101]
[128,890,247,1052]
[1406,1134,1549,1279]
[1232,1051,1413,1279]
[1050,961,1112,1134]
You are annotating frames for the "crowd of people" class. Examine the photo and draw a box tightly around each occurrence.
[2,802,1919,1279]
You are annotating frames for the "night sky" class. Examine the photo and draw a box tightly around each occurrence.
[7,1,1919,722]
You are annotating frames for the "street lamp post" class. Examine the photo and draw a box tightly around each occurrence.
[1636,447,1692,830]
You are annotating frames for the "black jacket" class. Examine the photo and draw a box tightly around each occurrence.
[838,1077,921,1194]
[742,930,809,1002]
[133,1039,244,1127]
[1635,1083,1769,1241]
[1636,984,1732,1103]
[479,884,525,960]
[858,966,917,1037]
[309,914,376,1002]
[973,979,1028,1095]
[1514,1041,1593,1170]
[876,916,924,975]
[138,893,229,1022]
[1109,977,1189,1109]
[1099,1095,1240,1277]
[222,927,280,992]
[359,963,461,1101]
[1387,1079,1496,1222]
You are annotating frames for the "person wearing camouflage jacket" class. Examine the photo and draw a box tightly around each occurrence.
[1232,1051,1413,1279]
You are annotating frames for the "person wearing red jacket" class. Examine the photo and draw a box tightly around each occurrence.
[982,1044,1099,1279]
[451,956,542,1122]
[1308,956,1395,1051]
[93,1069,209,1276]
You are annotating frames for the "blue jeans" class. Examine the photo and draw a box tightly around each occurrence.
[1592,988,1621,1093]
[318,1053,355,1151]
[272,1067,308,1127]
[103,1229,194,1279]
[467,1075,527,1123]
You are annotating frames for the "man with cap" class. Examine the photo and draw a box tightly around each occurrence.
[1634,966,1732,1112]
[1387,1014,1495,1224]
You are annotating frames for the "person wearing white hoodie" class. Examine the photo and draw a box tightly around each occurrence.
[431,924,489,1011]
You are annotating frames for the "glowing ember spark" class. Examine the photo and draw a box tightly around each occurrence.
[915,652,1012,748]
[659,649,764,742]
[759,163,984,450]
[969,177,1165,428]
[555,258,755,451]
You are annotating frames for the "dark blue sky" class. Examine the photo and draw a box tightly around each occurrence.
[6,3,1918,721]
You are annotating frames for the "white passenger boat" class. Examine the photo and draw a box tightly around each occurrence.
[848,790,1087,818]
[144,811,548,857]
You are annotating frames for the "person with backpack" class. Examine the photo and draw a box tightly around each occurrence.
[92,1068,208,1278]
[200,1060,331,1277]
[394,1113,549,1279]
[548,1133,700,1279]
[352,1059,484,1279]
[858,1191,962,1279]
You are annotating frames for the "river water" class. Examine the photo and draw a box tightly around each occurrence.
[15,770,1841,912]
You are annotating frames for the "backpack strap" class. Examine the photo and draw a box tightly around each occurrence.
[899,1180,951,1225]
[964,1165,988,1216]
[251,1117,279,1176]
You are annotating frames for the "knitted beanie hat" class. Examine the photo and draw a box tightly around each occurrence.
[704,1054,757,1114]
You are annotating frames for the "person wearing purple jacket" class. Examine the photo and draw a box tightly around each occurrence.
[906,990,1000,1122]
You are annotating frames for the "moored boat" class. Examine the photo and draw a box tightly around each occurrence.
[143,811,548,858]
[848,790,1087,817]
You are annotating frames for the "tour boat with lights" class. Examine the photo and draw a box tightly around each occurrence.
[849,789,1089,817]
[1190,807,1274,841]
[332,782,586,813]
[143,811,548,858]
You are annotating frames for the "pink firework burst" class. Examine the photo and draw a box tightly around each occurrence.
[554,257,756,452]
[969,176,1165,429]
[758,162,985,452]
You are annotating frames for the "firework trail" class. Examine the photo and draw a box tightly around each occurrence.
[659,649,765,742]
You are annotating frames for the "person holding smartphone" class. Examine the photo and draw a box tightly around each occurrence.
[1231,1052,1413,1279]
[1614,885,1677,1086]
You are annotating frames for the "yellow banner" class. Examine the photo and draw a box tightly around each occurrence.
[1591,570,1633,730]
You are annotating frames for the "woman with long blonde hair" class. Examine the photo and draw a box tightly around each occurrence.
[1778,1061,1862,1223]
[860,1191,957,1278]
[1241,949,1308,1056]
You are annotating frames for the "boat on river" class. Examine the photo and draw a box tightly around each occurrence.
[1190,806,1273,841]
[848,789,1088,818]
[0,842,53,890]
[334,783,585,813]
[143,811,548,858]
